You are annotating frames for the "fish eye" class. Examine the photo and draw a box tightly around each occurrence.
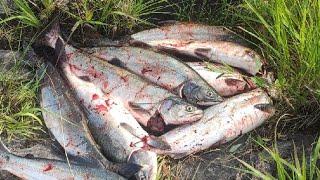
[186,106,194,112]
[207,91,215,97]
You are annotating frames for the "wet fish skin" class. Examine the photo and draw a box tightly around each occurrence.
[0,141,125,180]
[40,62,141,178]
[186,61,256,96]
[132,39,262,75]
[42,26,203,129]
[83,46,223,106]
[157,89,275,159]
[61,60,159,179]
[130,23,240,43]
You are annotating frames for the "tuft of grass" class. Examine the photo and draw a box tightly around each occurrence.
[232,0,320,122]
[170,0,239,26]
[0,52,43,141]
[238,136,320,179]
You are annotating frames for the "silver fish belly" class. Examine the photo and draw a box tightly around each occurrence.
[0,141,125,180]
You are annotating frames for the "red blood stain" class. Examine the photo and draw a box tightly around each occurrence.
[94,104,108,112]
[65,139,74,148]
[121,75,129,82]
[79,99,84,103]
[92,94,99,101]
[43,163,53,172]
[129,142,134,147]
[225,79,243,86]
[141,68,152,74]
[103,82,109,89]
[66,52,74,60]
[69,64,81,72]
[87,66,102,78]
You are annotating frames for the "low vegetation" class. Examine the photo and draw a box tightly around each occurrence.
[0,0,319,179]
[239,136,320,179]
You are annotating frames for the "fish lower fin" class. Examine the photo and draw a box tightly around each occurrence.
[117,163,142,179]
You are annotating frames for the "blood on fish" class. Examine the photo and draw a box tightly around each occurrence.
[92,94,99,101]
[87,66,102,78]
[120,75,129,82]
[94,104,108,112]
[66,52,74,60]
[103,82,109,89]
[225,79,243,87]
[141,68,152,74]
[69,64,81,72]
[43,163,53,172]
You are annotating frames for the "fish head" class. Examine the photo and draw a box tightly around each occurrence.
[129,150,157,180]
[181,81,223,106]
[158,96,203,125]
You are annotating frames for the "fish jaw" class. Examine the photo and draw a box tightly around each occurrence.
[180,81,223,106]
[159,89,274,159]
[158,97,204,125]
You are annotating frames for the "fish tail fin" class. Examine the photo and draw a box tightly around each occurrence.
[33,17,67,65]
[0,139,11,169]
[38,17,62,49]
[117,163,142,179]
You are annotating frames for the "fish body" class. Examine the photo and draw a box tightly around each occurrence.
[130,23,238,42]
[186,62,256,96]
[83,46,223,106]
[60,58,159,180]
[39,23,168,179]
[131,38,262,75]
[40,62,140,177]
[0,141,125,180]
[41,23,203,130]
[158,89,274,159]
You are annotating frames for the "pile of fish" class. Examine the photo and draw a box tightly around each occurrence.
[0,23,275,180]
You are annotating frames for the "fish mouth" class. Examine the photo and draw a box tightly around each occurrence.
[196,100,222,106]
[180,110,204,123]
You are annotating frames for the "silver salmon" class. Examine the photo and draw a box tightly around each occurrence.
[40,62,141,178]
[40,23,203,132]
[83,46,223,106]
[158,89,274,159]
[186,62,256,96]
[57,60,159,180]
[0,140,125,180]
[131,39,263,75]
[130,23,238,42]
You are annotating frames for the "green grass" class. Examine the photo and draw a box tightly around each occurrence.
[0,51,43,141]
[232,0,320,122]
[170,0,239,26]
[238,136,320,179]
